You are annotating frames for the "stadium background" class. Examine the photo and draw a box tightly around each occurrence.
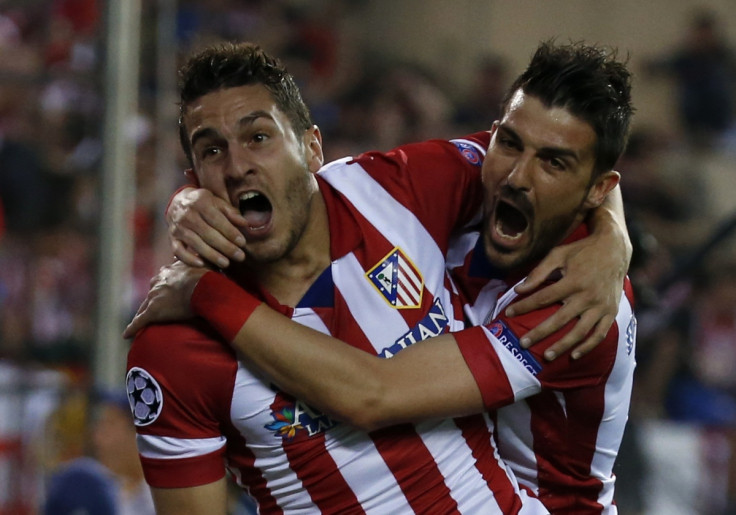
[1,0,736,513]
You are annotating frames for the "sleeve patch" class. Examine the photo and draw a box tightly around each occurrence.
[451,140,483,166]
[487,320,542,375]
[126,367,164,426]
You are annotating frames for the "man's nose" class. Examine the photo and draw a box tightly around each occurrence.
[226,144,256,178]
[505,153,533,191]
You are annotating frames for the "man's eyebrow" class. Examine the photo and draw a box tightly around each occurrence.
[538,145,580,163]
[190,111,275,147]
[190,127,221,149]
[238,110,273,127]
[499,124,580,163]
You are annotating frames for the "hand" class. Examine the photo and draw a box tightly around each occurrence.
[123,261,210,339]
[168,187,249,268]
[506,230,628,360]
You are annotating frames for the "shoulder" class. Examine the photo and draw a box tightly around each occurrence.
[127,320,237,405]
[126,320,238,430]
[128,319,234,367]
[500,293,619,385]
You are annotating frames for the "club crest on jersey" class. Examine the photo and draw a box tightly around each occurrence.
[451,140,482,166]
[488,320,542,375]
[366,247,423,309]
[126,367,164,426]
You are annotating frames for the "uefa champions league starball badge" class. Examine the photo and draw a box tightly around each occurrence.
[126,367,164,426]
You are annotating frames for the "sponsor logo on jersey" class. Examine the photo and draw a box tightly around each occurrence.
[488,320,542,375]
[126,367,164,426]
[266,400,337,441]
[366,247,423,309]
[626,314,637,356]
[379,298,449,358]
[451,140,482,166]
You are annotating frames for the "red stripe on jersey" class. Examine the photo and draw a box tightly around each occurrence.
[370,425,460,514]
[455,327,516,409]
[527,386,606,513]
[454,415,525,514]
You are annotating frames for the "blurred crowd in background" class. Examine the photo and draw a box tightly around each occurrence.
[1,0,736,513]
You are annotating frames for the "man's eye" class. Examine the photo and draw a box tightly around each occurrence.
[200,147,221,159]
[252,132,268,143]
[499,137,519,150]
[548,157,566,170]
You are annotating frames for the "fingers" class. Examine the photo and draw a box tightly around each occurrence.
[171,228,234,269]
[570,318,613,359]
[507,280,572,317]
[171,239,208,268]
[518,299,581,349]
[167,188,247,267]
[531,312,613,361]
[123,314,143,339]
[123,297,151,339]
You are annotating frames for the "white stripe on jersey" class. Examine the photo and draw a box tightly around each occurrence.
[479,325,542,401]
[229,363,320,512]
[495,401,538,490]
[136,434,226,459]
[590,295,636,513]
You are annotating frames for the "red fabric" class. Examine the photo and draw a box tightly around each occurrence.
[190,271,262,342]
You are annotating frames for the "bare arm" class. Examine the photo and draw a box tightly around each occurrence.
[152,479,228,515]
[235,303,484,431]
[508,184,631,359]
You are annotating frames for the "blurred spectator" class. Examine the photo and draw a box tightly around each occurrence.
[645,8,736,147]
[616,127,711,258]
[454,54,510,132]
[42,389,155,515]
[0,127,55,236]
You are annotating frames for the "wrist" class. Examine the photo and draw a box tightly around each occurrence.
[165,185,197,217]
[190,271,262,342]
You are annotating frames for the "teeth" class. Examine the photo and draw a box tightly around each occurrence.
[239,191,261,201]
[496,219,523,240]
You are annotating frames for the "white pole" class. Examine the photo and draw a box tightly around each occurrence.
[154,0,180,268]
[94,0,142,389]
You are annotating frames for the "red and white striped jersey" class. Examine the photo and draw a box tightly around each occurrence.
[450,224,637,514]
[127,134,548,514]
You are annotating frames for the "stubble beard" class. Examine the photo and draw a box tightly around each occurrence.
[244,164,316,266]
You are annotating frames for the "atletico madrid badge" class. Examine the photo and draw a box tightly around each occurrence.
[366,247,423,309]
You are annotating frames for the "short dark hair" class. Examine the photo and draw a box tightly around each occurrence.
[177,42,313,166]
[502,40,634,177]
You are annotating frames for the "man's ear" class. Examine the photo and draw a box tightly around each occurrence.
[304,125,324,173]
[584,170,620,209]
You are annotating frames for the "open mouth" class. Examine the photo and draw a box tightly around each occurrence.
[239,191,273,231]
[495,200,529,239]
